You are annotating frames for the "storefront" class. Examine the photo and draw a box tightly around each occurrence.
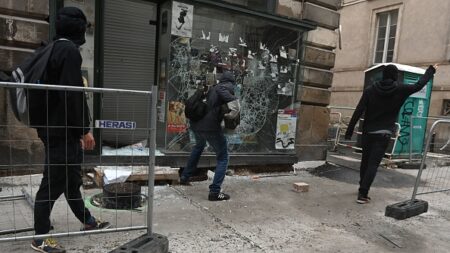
[58,0,316,166]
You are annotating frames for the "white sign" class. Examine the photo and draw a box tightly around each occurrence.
[95,120,136,129]
[275,110,297,150]
[171,1,193,38]
[410,85,428,99]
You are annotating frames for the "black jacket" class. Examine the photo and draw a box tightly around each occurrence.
[37,7,89,140]
[345,65,436,138]
[190,72,236,132]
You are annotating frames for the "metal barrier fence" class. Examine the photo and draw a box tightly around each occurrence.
[328,106,401,160]
[411,119,450,200]
[406,115,450,162]
[0,81,157,242]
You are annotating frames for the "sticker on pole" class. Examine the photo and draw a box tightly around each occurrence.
[96,120,136,130]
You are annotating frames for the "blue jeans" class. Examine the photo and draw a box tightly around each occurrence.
[181,130,229,193]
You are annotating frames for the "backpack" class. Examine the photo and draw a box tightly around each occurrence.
[221,101,240,130]
[184,88,208,122]
[9,39,65,126]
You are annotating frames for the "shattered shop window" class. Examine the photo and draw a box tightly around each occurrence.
[166,6,302,153]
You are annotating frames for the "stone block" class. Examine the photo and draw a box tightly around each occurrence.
[303,2,339,29]
[0,0,49,19]
[296,145,328,161]
[303,46,335,69]
[293,182,309,192]
[306,26,338,50]
[0,16,49,48]
[296,85,331,106]
[306,0,341,10]
[0,48,32,71]
[301,66,333,88]
[276,0,303,19]
[296,104,330,145]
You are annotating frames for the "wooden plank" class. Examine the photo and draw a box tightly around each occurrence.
[93,166,180,187]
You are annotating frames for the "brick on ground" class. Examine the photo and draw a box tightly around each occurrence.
[293,182,309,192]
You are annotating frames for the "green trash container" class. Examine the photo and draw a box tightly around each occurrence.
[363,63,433,158]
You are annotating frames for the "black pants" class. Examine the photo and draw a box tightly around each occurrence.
[359,133,391,196]
[34,136,92,235]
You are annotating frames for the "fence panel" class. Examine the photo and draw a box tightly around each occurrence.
[0,81,157,242]
[412,119,450,201]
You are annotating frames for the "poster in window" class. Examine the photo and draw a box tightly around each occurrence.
[275,110,297,150]
[167,101,187,133]
[171,1,193,38]
[158,91,166,123]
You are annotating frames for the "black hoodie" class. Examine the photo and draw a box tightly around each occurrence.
[345,65,436,138]
[37,7,90,140]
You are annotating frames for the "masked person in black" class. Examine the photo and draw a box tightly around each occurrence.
[345,64,437,204]
[31,7,109,253]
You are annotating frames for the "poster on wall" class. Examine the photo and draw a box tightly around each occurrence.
[275,110,297,150]
[171,1,193,38]
[167,101,187,133]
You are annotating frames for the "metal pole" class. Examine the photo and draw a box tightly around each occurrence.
[0,81,151,95]
[0,226,147,243]
[147,85,158,236]
[409,115,413,163]
[0,195,25,201]
[411,119,450,201]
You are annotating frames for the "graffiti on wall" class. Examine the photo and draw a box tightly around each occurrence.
[397,100,414,153]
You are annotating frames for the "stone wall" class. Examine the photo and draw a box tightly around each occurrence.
[0,0,48,166]
[276,0,340,160]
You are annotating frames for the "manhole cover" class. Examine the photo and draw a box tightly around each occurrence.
[99,182,142,209]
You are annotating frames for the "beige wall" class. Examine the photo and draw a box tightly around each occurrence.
[333,0,450,114]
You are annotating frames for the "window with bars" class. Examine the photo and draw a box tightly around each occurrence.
[374,9,398,64]
[442,100,450,116]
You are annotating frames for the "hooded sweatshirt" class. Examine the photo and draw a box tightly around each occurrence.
[345,65,435,137]
[37,7,90,140]
[190,72,237,132]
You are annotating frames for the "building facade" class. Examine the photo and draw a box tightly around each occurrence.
[0,0,340,166]
[333,0,450,120]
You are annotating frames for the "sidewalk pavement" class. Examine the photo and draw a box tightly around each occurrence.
[1,161,450,253]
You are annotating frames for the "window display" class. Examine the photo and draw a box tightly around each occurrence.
[165,4,303,153]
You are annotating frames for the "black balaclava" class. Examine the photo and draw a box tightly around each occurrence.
[382,64,399,81]
[55,7,87,46]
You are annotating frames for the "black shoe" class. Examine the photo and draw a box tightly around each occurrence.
[208,192,230,201]
[356,194,370,204]
[31,238,66,253]
[81,218,111,231]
